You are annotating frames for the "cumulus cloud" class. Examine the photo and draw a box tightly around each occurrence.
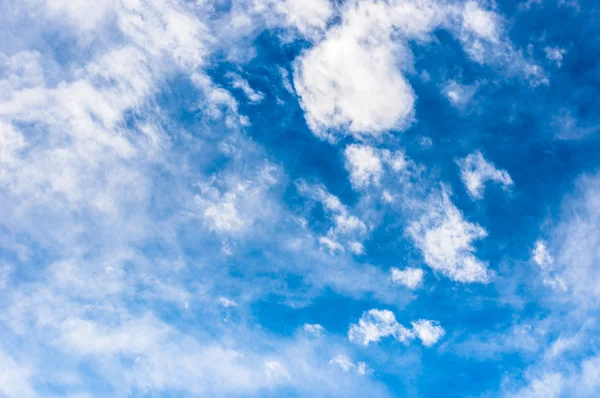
[390,267,424,290]
[348,309,444,347]
[348,309,415,346]
[458,151,513,200]
[293,0,544,139]
[411,320,446,347]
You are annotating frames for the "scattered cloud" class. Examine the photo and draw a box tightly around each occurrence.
[458,151,513,200]
[407,187,490,283]
[348,309,444,347]
[390,267,424,290]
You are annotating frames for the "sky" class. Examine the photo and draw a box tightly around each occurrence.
[0,0,599,397]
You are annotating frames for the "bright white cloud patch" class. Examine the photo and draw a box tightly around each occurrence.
[344,145,384,188]
[348,309,444,347]
[532,240,554,269]
[411,320,446,347]
[458,151,513,200]
[408,188,490,283]
[348,309,415,346]
[294,0,542,139]
[344,144,409,189]
[390,267,424,290]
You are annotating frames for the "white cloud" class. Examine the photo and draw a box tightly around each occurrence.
[458,151,513,200]
[297,181,368,254]
[293,0,446,139]
[509,373,564,398]
[253,0,333,40]
[348,309,444,347]
[329,354,370,375]
[228,73,266,104]
[294,0,542,140]
[0,350,36,398]
[407,187,490,283]
[264,361,291,381]
[411,320,446,347]
[218,297,238,308]
[302,323,325,336]
[390,267,424,290]
[443,80,478,108]
[329,354,355,372]
[545,47,567,68]
[532,240,553,269]
[348,309,414,346]
[461,1,500,43]
[344,145,384,188]
[344,144,409,189]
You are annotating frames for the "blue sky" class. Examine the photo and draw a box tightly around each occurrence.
[1,0,599,397]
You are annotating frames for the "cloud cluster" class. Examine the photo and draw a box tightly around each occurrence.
[348,309,444,347]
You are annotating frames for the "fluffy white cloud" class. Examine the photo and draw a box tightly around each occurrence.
[348,309,444,347]
[461,1,500,43]
[344,145,384,188]
[407,187,490,283]
[390,267,424,290]
[293,0,450,139]
[458,151,513,200]
[254,0,333,40]
[294,0,544,139]
[348,309,415,346]
[411,320,446,347]
[344,144,408,189]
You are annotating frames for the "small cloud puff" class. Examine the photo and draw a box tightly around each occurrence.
[411,320,446,347]
[458,151,513,200]
[348,309,444,347]
[544,46,567,68]
[532,240,554,269]
[390,267,424,290]
[218,297,238,308]
[302,323,325,336]
[443,80,478,109]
